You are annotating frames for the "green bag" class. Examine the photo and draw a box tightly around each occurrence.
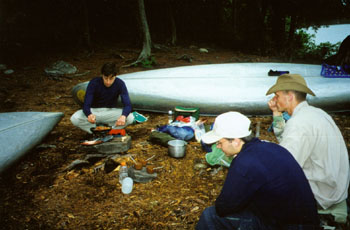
[205,144,233,167]
[173,106,200,121]
[148,131,176,147]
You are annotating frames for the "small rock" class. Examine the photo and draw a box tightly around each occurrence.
[128,166,157,183]
[94,135,131,154]
[210,166,223,175]
[0,64,7,70]
[44,60,77,77]
[63,159,90,172]
[4,69,14,74]
[199,48,209,53]
[194,163,208,170]
[36,144,57,149]
[177,54,193,63]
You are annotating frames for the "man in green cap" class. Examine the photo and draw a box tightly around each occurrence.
[266,74,349,226]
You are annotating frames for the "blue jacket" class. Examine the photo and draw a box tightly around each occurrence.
[215,138,319,227]
[83,77,132,117]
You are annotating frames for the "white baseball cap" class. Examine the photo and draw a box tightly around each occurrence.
[201,111,252,144]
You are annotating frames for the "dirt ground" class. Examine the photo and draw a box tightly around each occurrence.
[0,44,349,230]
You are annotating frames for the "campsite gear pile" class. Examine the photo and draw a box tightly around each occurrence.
[81,125,131,154]
[148,106,232,167]
[154,106,205,141]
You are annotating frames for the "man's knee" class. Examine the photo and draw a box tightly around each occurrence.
[71,110,87,124]
[70,112,80,126]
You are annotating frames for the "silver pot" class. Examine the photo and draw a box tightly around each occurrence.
[168,140,187,158]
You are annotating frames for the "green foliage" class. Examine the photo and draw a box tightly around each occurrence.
[132,56,157,68]
[141,56,157,68]
[316,42,340,59]
[293,30,340,61]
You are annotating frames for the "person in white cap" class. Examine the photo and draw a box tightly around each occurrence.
[196,111,320,230]
[266,74,349,226]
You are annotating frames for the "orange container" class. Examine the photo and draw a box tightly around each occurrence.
[134,162,143,170]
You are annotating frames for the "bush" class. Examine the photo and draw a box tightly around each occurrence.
[294,30,340,62]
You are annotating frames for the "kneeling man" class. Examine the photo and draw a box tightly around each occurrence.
[196,112,319,230]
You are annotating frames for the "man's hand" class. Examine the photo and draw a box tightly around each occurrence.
[268,97,282,116]
[115,115,126,126]
[88,114,96,124]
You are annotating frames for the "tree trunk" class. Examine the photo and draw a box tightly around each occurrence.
[0,0,6,62]
[231,0,238,41]
[81,0,92,52]
[136,0,152,62]
[124,0,152,67]
[259,0,268,54]
[287,13,297,61]
[168,0,177,46]
[213,0,224,43]
[270,2,286,52]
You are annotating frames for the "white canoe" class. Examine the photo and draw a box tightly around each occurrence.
[0,112,64,173]
[72,63,350,116]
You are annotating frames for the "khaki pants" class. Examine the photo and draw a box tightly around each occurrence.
[70,108,135,133]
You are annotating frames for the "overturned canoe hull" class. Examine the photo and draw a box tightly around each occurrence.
[0,112,64,173]
[72,63,350,116]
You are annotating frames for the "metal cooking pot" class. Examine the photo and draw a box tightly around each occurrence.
[168,140,187,158]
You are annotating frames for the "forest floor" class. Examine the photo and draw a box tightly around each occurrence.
[0,43,349,230]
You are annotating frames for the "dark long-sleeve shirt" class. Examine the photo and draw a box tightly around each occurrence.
[215,138,319,227]
[83,77,132,117]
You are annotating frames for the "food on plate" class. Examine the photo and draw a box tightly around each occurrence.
[94,126,111,131]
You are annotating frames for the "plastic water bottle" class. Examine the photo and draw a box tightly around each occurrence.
[121,177,133,194]
[168,110,173,124]
[119,161,128,184]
